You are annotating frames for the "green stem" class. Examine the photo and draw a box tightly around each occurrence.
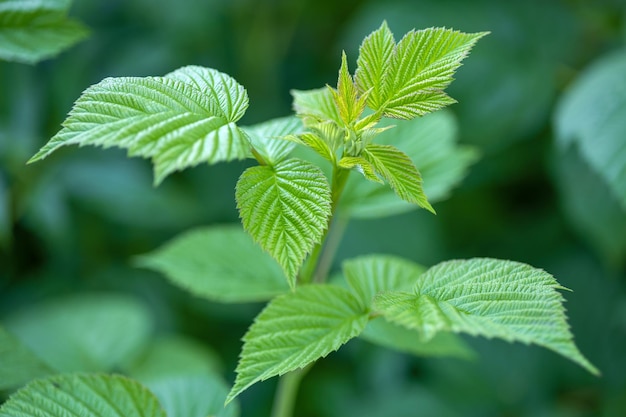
[271,366,311,417]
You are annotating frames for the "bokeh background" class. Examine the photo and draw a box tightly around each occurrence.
[1,0,625,416]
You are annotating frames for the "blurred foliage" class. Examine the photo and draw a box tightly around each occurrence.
[1,0,625,416]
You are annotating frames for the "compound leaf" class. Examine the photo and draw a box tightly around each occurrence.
[235,158,331,288]
[243,116,301,166]
[356,23,487,119]
[0,374,165,417]
[136,224,289,303]
[0,0,89,64]
[363,144,434,213]
[226,285,368,403]
[29,66,250,185]
[373,258,599,375]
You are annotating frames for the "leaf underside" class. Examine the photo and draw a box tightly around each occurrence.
[235,158,332,288]
[29,66,250,185]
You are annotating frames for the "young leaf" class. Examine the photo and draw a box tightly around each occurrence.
[226,285,369,403]
[29,66,250,185]
[0,374,165,417]
[338,156,382,183]
[0,0,89,64]
[356,23,487,119]
[235,158,332,288]
[363,143,435,213]
[0,326,53,390]
[288,131,337,164]
[243,116,301,166]
[330,51,366,126]
[291,87,343,126]
[373,258,600,375]
[136,224,289,303]
[3,294,152,373]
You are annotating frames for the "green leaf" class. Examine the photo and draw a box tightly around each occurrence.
[235,158,332,288]
[3,294,152,373]
[0,326,53,390]
[361,318,475,359]
[338,156,382,183]
[0,0,89,64]
[555,51,626,209]
[340,110,476,218]
[355,23,487,119]
[226,285,368,403]
[288,131,337,164]
[363,143,435,213]
[29,66,250,185]
[373,258,599,375]
[291,87,342,126]
[243,116,301,166]
[0,374,165,417]
[330,51,366,126]
[136,225,289,303]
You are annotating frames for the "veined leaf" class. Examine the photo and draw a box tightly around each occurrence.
[356,22,487,119]
[235,158,332,288]
[373,258,599,375]
[136,224,289,303]
[0,0,89,64]
[0,326,53,390]
[292,87,343,126]
[0,374,165,417]
[330,51,367,126]
[3,294,152,373]
[226,285,368,403]
[363,143,435,213]
[288,131,337,164]
[338,156,382,183]
[243,116,301,166]
[29,66,250,185]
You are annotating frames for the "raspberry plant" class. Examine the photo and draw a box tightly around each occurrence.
[1,20,598,417]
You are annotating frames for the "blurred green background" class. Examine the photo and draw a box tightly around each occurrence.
[1,0,625,416]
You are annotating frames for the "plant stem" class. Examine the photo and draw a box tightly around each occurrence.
[271,366,311,417]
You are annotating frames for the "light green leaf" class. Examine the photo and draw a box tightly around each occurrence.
[555,51,626,209]
[243,116,301,166]
[29,66,250,185]
[0,0,89,64]
[363,143,435,213]
[341,110,476,218]
[226,285,369,403]
[291,87,342,126]
[288,131,337,164]
[0,326,53,390]
[330,51,366,126]
[361,318,475,359]
[373,258,599,375]
[0,374,165,417]
[235,158,331,288]
[3,294,152,373]
[136,225,289,303]
[355,23,487,119]
[338,156,382,183]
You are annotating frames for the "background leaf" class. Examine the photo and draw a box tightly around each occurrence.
[373,258,599,375]
[235,158,331,288]
[227,285,369,402]
[2,294,152,373]
[29,66,250,184]
[0,374,166,417]
[291,88,343,126]
[243,115,301,166]
[136,224,289,303]
[0,326,53,390]
[0,0,89,64]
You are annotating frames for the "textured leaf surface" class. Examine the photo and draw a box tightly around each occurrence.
[341,110,476,218]
[356,22,487,119]
[3,294,152,372]
[29,66,250,184]
[0,374,165,417]
[236,158,331,288]
[338,156,382,183]
[0,0,89,64]
[243,116,301,166]
[227,285,368,402]
[555,51,626,209]
[373,258,599,375]
[363,143,435,213]
[136,225,288,303]
[291,87,342,126]
[0,327,53,390]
